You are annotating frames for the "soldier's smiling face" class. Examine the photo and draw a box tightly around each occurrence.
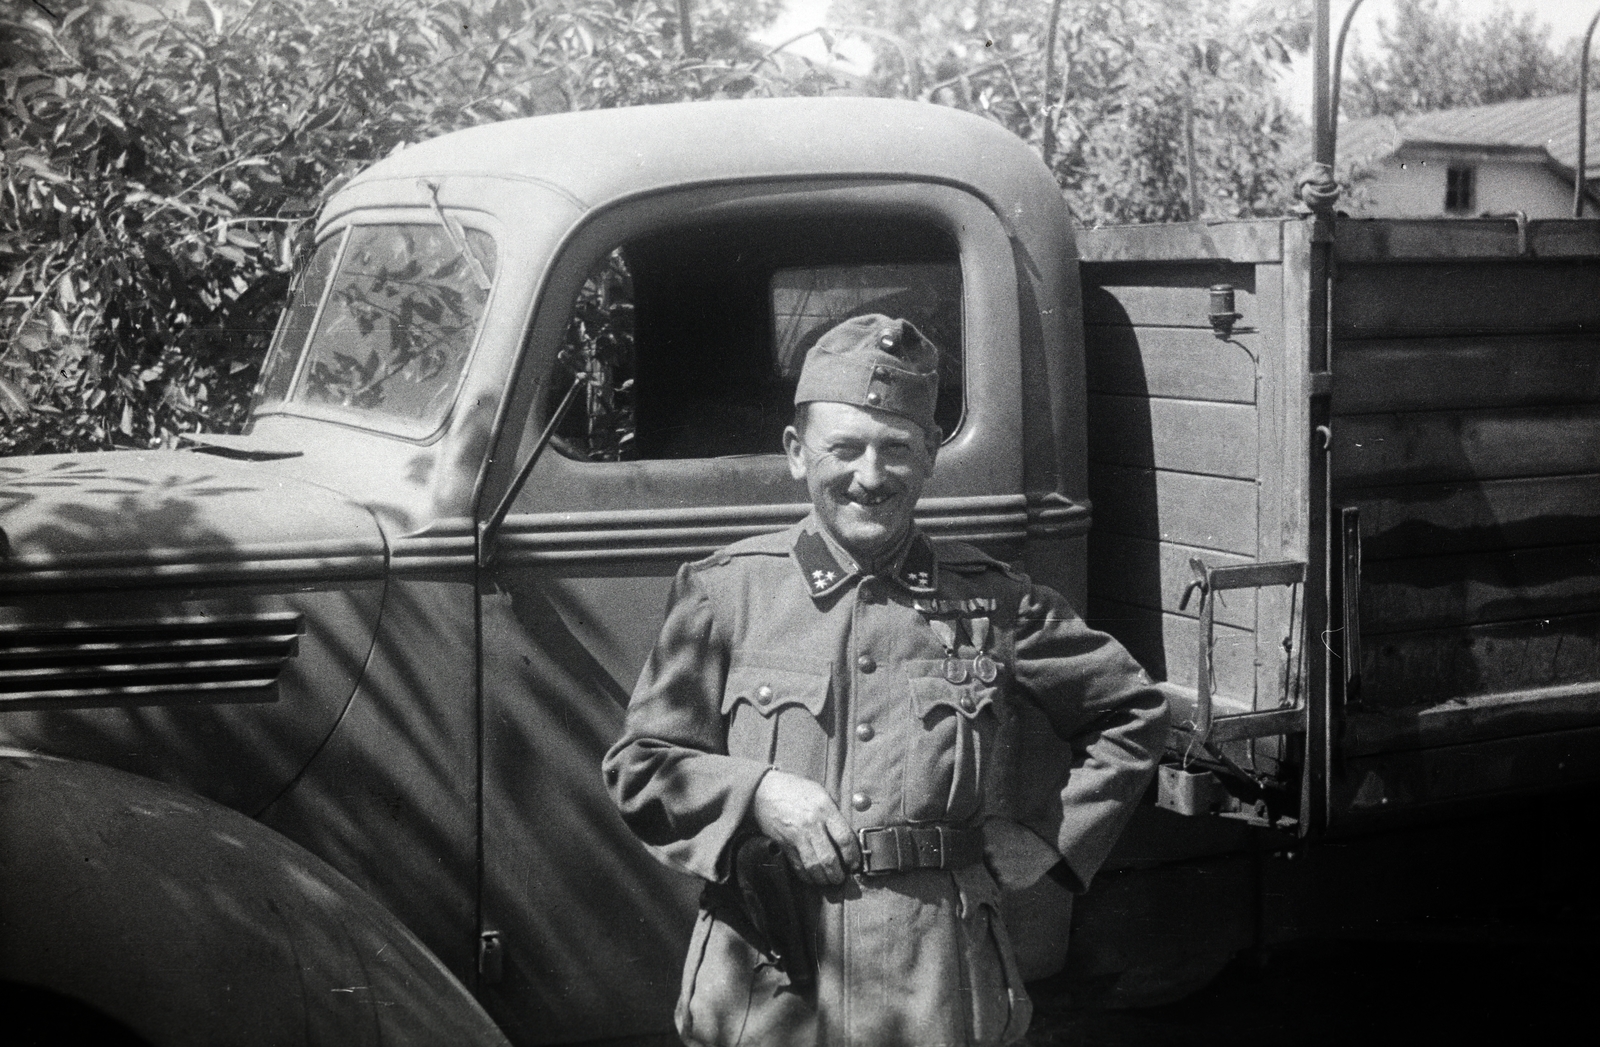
[784,401,937,564]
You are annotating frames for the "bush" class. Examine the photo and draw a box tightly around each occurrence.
[0,0,792,454]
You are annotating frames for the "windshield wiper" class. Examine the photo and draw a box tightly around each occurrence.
[421,179,492,292]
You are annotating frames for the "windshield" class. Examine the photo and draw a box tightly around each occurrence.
[251,222,497,438]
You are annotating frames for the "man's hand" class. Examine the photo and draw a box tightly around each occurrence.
[751,770,862,885]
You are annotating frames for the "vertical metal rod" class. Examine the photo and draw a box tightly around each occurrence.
[1575,9,1600,217]
[1303,0,1335,835]
[1313,1,1332,169]
[1329,0,1370,168]
[1041,0,1064,160]
[1341,507,1363,704]
[676,0,693,52]
[1184,93,1201,220]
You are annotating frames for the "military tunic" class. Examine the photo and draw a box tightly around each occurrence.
[603,517,1168,1047]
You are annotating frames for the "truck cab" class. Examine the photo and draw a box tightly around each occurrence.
[2,98,1087,1044]
[4,96,1598,1044]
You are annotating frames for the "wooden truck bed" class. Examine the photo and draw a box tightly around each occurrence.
[1078,217,1600,823]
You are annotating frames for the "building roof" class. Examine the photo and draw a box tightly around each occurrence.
[1340,91,1600,179]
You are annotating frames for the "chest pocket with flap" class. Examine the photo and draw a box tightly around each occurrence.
[905,661,1008,821]
[722,661,831,781]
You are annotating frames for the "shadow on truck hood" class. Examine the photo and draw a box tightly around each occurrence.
[0,449,385,588]
[0,449,389,816]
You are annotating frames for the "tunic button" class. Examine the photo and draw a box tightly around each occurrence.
[959,695,975,712]
[865,391,882,405]
[855,722,874,741]
[856,654,876,674]
[851,792,872,811]
[756,685,774,706]
[858,580,878,602]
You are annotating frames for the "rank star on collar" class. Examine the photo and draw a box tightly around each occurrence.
[812,569,837,589]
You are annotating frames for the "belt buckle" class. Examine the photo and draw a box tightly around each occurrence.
[856,827,900,876]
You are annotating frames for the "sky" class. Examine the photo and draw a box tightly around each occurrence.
[757,0,1599,119]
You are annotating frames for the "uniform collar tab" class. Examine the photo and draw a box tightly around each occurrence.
[896,533,939,594]
[793,529,855,599]
[793,525,937,600]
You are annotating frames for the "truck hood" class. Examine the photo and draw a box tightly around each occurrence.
[0,449,387,590]
[0,449,389,816]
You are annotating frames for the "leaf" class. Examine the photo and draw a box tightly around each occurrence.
[0,376,29,420]
[189,0,225,37]
[60,5,94,32]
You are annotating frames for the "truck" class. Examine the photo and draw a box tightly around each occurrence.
[3,93,1597,1045]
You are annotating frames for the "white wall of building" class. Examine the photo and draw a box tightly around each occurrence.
[1348,153,1577,218]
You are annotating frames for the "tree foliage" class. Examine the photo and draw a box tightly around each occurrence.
[2,0,1311,455]
[1343,0,1578,118]
[0,0,796,455]
[824,0,1312,224]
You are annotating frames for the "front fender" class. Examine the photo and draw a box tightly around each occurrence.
[0,749,508,1047]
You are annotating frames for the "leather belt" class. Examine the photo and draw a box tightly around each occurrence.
[857,824,984,875]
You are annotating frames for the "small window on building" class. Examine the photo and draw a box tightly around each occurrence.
[1445,165,1476,214]
[549,216,962,461]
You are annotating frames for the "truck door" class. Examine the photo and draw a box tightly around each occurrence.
[1325,221,1600,826]
[474,180,1024,1043]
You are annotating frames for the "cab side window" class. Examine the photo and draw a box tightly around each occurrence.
[551,216,962,461]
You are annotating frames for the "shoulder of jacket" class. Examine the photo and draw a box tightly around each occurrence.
[932,538,1029,582]
[683,527,794,574]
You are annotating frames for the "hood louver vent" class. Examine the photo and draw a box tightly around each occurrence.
[0,613,304,710]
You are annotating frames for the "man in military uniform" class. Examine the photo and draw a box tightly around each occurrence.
[603,314,1168,1047]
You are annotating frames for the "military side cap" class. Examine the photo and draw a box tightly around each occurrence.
[794,314,939,431]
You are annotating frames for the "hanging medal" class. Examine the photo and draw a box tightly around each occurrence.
[927,617,969,684]
[970,615,1000,684]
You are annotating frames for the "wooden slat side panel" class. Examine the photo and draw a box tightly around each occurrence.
[1088,533,1256,629]
[1083,262,1257,328]
[1332,405,1600,486]
[1345,685,1600,757]
[1088,395,1258,479]
[1087,326,1258,404]
[1078,220,1283,264]
[1089,597,1256,700]
[1347,474,1600,561]
[1081,251,1283,714]
[1336,218,1600,263]
[1088,465,1258,556]
[1333,261,1600,337]
[1331,335,1600,415]
[1362,543,1600,633]
[1361,611,1600,708]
